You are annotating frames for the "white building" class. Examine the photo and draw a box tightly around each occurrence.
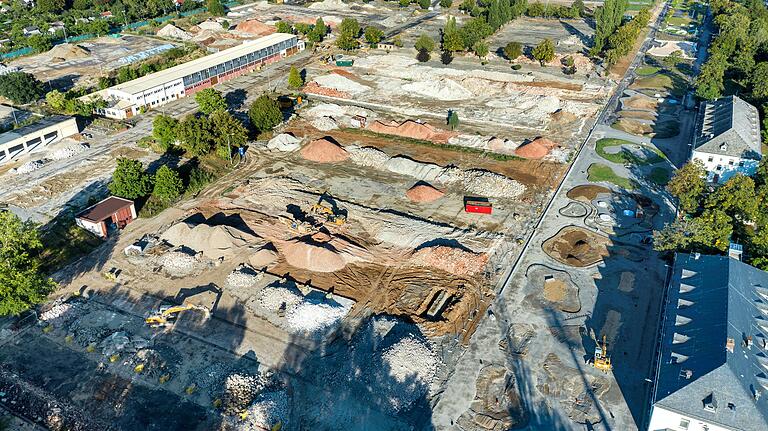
[648,253,768,431]
[83,33,303,119]
[691,95,761,183]
[0,115,79,165]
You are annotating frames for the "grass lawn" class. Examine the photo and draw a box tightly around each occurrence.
[649,167,671,185]
[588,163,635,190]
[636,66,660,76]
[595,138,666,165]
[667,16,692,26]
[630,72,688,97]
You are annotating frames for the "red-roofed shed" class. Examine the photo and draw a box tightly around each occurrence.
[75,196,136,238]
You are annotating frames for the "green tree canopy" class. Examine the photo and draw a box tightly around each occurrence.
[307,18,327,42]
[0,72,44,105]
[667,160,706,214]
[152,165,184,203]
[418,0,430,9]
[532,38,555,65]
[275,21,293,34]
[194,88,227,115]
[211,110,249,154]
[439,0,452,7]
[45,90,66,111]
[288,66,304,89]
[705,174,759,222]
[442,16,464,52]
[448,110,459,129]
[503,41,523,61]
[109,158,152,199]
[473,41,489,58]
[176,115,215,156]
[364,26,385,45]
[35,0,65,13]
[415,34,436,53]
[248,95,282,134]
[0,211,56,316]
[336,18,361,50]
[152,114,179,149]
[206,0,226,16]
[591,0,629,55]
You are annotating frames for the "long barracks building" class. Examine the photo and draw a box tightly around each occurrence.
[87,33,303,119]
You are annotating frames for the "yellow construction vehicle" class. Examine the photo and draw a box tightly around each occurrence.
[145,303,208,327]
[310,194,347,226]
[278,215,320,235]
[591,335,613,373]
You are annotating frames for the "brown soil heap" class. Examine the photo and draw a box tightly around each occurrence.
[514,137,559,159]
[566,184,611,202]
[281,239,346,272]
[368,120,457,143]
[303,82,351,99]
[161,221,260,259]
[248,244,278,269]
[234,20,276,36]
[411,245,488,276]
[47,43,90,61]
[542,226,611,267]
[300,137,349,163]
[406,183,445,203]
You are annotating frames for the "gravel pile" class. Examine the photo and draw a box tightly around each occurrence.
[255,285,303,311]
[192,363,233,396]
[222,373,265,414]
[347,146,390,167]
[438,168,525,198]
[159,250,200,277]
[50,143,89,160]
[15,159,47,174]
[39,302,79,326]
[226,265,263,289]
[310,116,339,131]
[380,335,439,412]
[266,133,301,152]
[285,300,350,334]
[231,390,289,430]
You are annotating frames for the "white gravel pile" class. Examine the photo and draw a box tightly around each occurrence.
[402,78,473,101]
[266,133,301,152]
[15,159,47,174]
[226,266,263,289]
[159,251,198,275]
[157,24,193,40]
[255,285,303,311]
[313,74,370,95]
[347,146,390,167]
[234,390,289,430]
[380,335,439,412]
[50,143,89,160]
[310,116,338,131]
[308,0,350,11]
[385,156,443,182]
[305,103,346,118]
[39,302,77,325]
[222,373,265,414]
[285,300,350,334]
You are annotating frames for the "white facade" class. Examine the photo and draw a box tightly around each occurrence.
[0,116,79,165]
[75,218,105,237]
[648,405,733,431]
[692,150,759,183]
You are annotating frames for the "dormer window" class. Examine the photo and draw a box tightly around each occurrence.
[720,143,728,152]
[703,393,717,412]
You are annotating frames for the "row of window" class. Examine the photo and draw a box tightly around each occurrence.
[181,40,294,87]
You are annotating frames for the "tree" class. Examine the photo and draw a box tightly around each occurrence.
[275,21,293,34]
[417,48,431,62]
[571,0,585,17]
[563,55,576,74]
[705,174,758,222]
[418,0,430,9]
[336,18,361,50]
[45,90,66,111]
[441,50,454,65]
[211,110,248,157]
[176,115,215,156]
[532,38,555,65]
[35,0,65,13]
[109,158,152,199]
[206,0,225,16]
[248,95,282,134]
[399,0,410,7]
[307,18,327,43]
[663,50,683,68]
[503,41,523,61]
[415,34,435,53]
[439,0,452,7]
[364,26,385,46]
[667,160,706,214]
[194,88,226,115]
[695,54,727,100]
[27,35,53,53]
[288,66,304,89]
[752,62,768,99]
[152,115,179,149]
[447,110,459,129]
[591,0,629,55]
[473,41,489,58]
[0,72,44,105]
[0,211,56,316]
[459,18,493,50]
[442,17,464,52]
[152,165,184,203]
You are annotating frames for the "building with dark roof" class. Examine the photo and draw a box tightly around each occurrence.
[75,196,136,238]
[648,253,768,431]
[691,95,761,183]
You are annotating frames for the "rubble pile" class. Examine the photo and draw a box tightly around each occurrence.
[229,390,289,431]
[347,146,390,167]
[285,299,351,334]
[302,81,351,99]
[192,363,234,396]
[226,265,263,289]
[266,133,301,152]
[50,143,89,160]
[15,159,47,174]
[39,301,80,326]
[411,245,488,276]
[380,335,439,412]
[222,373,265,414]
[159,249,201,277]
[310,116,339,131]
[100,331,150,357]
[255,285,303,311]
[439,168,526,198]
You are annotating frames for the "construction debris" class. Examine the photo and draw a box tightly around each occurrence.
[49,143,89,161]
[266,133,301,152]
[222,373,266,414]
[380,335,439,412]
[226,265,264,289]
[411,245,488,276]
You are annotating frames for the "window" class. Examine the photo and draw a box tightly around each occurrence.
[708,156,714,162]
[727,402,735,410]
[678,418,690,430]
[716,165,723,171]
[739,161,745,167]
[728,160,734,166]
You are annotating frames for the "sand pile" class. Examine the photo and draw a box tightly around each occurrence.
[267,133,301,152]
[300,137,349,163]
[234,19,275,36]
[281,239,346,272]
[157,24,193,40]
[47,44,90,61]
[402,78,472,101]
[368,120,457,143]
[411,245,488,276]
[515,137,560,159]
[312,74,370,95]
[198,20,224,31]
[160,221,260,259]
[406,183,444,203]
[249,244,278,269]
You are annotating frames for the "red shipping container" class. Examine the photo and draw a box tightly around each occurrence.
[465,201,492,214]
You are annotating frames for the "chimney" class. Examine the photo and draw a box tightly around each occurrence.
[744,335,753,349]
[729,243,743,261]
[726,338,735,353]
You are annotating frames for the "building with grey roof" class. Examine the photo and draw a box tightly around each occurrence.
[0,115,79,165]
[648,253,768,431]
[691,95,761,183]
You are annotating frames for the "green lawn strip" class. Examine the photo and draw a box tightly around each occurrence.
[631,72,688,97]
[636,66,660,76]
[595,138,666,165]
[649,167,671,185]
[587,163,635,190]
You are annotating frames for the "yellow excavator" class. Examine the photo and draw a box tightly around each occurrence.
[591,335,613,373]
[310,194,347,226]
[145,303,209,327]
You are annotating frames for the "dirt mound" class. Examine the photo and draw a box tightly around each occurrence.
[514,141,548,159]
[550,110,579,124]
[303,81,352,99]
[47,43,90,60]
[235,20,276,36]
[161,221,261,259]
[623,95,658,111]
[406,183,445,203]
[368,120,457,143]
[566,184,611,202]
[157,24,193,40]
[542,226,611,267]
[281,239,346,272]
[411,245,488,276]
[249,245,278,269]
[300,137,349,163]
